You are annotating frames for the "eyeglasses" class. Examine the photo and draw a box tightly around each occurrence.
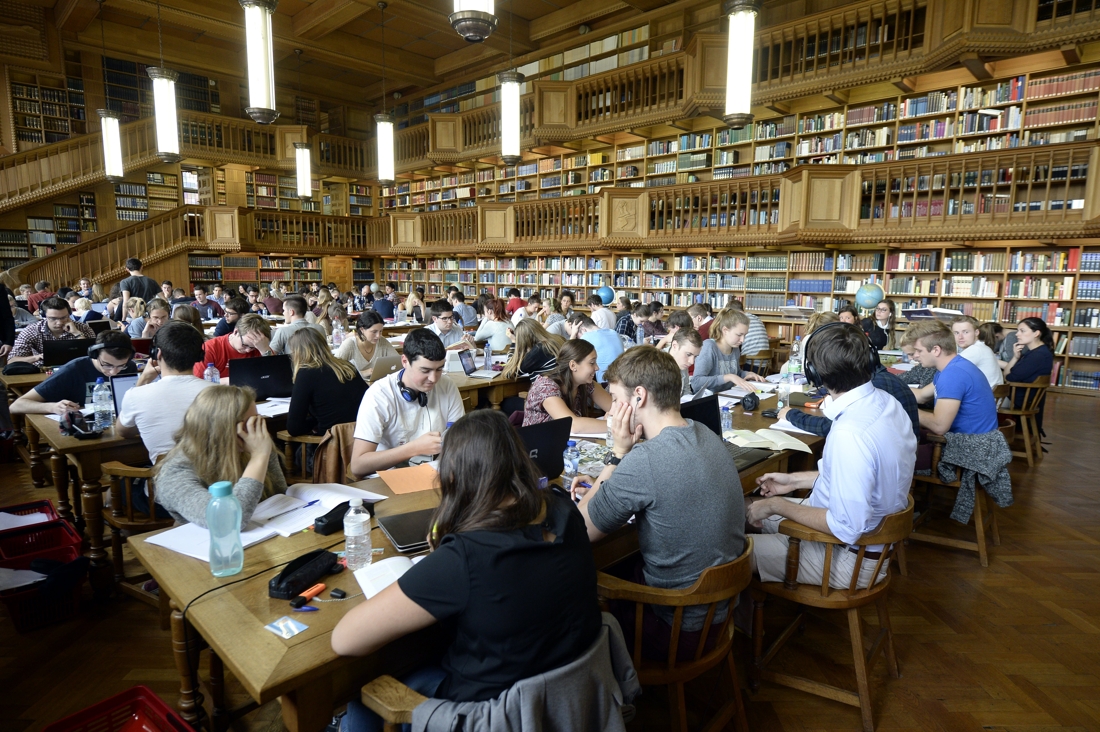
[436,315,454,322]
[45,316,71,324]
[97,360,129,374]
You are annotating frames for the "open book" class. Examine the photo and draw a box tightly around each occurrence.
[352,556,424,599]
[724,429,813,453]
[252,483,388,537]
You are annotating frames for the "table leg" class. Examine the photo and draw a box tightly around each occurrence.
[50,452,74,524]
[79,469,112,594]
[281,675,333,732]
[170,600,207,728]
[26,420,47,488]
[209,650,229,732]
[487,384,503,411]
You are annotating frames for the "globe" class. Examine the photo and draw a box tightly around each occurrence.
[370,283,380,293]
[596,285,615,305]
[855,283,885,310]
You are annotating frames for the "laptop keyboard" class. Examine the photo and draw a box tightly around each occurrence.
[725,443,758,461]
[725,443,774,471]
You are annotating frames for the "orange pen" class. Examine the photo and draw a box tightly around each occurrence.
[290,582,326,608]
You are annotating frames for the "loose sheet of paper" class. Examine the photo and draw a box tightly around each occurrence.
[0,568,47,591]
[255,401,290,417]
[145,522,277,561]
[379,464,439,495]
[0,512,49,531]
[770,418,815,435]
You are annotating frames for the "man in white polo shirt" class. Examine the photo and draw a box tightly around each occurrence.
[349,328,465,478]
[587,293,617,330]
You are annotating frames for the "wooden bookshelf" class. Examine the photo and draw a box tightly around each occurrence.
[146,172,179,213]
[114,182,148,223]
[52,193,97,246]
[198,168,227,207]
[7,68,86,150]
[102,56,217,122]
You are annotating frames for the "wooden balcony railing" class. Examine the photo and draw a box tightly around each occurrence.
[178,112,279,166]
[396,126,431,172]
[315,134,375,177]
[513,195,601,244]
[648,179,783,239]
[246,209,391,252]
[421,209,478,245]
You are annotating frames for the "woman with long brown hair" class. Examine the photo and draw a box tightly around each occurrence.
[286,327,366,436]
[502,318,564,379]
[335,310,400,381]
[474,298,514,352]
[154,385,286,526]
[332,409,601,731]
[522,338,612,432]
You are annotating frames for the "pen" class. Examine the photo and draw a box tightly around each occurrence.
[267,500,320,521]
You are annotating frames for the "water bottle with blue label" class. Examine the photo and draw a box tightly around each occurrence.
[721,405,733,434]
[562,440,580,481]
[203,363,220,384]
[92,377,113,430]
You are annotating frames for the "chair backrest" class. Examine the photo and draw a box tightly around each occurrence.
[313,421,357,483]
[997,417,1016,444]
[842,495,914,596]
[103,461,174,534]
[1004,375,1050,413]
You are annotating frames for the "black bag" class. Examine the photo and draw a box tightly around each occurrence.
[268,549,341,600]
[2,362,39,375]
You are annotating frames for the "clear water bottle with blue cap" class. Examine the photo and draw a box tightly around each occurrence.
[562,440,580,481]
[203,363,220,384]
[721,405,733,434]
[92,377,113,430]
[206,481,243,577]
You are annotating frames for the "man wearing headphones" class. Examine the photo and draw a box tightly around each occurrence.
[747,325,916,591]
[10,331,138,416]
[349,328,465,479]
[117,322,212,462]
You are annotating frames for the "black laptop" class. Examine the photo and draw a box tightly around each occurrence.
[42,338,94,367]
[88,319,112,335]
[515,417,572,480]
[228,354,293,401]
[376,508,434,553]
[680,394,774,472]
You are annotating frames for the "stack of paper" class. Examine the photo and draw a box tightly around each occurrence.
[0,512,49,531]
[145,522,277,561]
[252,483,388,537]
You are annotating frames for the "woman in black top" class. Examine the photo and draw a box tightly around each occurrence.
[285,327,366,436]
[861,299,896,350]
[333,410,601,729]
[1002,317,1055,432]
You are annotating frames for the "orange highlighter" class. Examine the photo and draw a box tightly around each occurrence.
[290,582,326,609]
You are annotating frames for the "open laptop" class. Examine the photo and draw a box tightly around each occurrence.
[130,338,153,357]
[110,373,140,415]
[458,349,497,379]
[680,394,774,473]
[87,319,112,335]
[515,417,572,480]
[90,302,109,313]
[42,338,94,367]
[228,354,293,401]
[369,356,403,385]
[376,508,433,553]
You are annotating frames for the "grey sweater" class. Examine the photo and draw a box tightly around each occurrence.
[154,450,287,528]
[690,339,745,392]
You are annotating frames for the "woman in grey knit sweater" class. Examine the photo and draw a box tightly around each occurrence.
[691,308,767,394]
[155,385,287,527]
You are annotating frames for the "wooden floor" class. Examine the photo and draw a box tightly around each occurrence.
[3,393,1099,732]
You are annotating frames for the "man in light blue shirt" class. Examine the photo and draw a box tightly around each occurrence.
[747,324,915,590]
[571,314,624,383]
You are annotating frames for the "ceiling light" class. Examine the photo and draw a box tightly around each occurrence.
[240,0,280,124]
[723,0,760,130]
[450,0,498,43]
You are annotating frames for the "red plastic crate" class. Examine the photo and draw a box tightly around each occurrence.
[0,499,60,532]
[0,519,82,561]
[0,543,83,633]
[43,685,190,732]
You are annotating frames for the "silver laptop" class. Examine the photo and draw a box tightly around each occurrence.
[459,349,498,379]
[110,373,140,415]
[369,356,403,385]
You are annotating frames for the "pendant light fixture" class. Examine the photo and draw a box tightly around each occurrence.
[96,1,124,182]
[146,0,180,163]
[722,0,760,130]
[497,0,521,165]
[240,0,280,124]
[375,2,395,187]
[293,50,312,199]
[450,0,497,43]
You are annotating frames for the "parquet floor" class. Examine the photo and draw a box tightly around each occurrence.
[2,393,1098,732]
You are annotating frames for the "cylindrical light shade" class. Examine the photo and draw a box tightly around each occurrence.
[98,109,124,181]
[294,142,312,198]
[375,113,395,185]
[450,0,497,42]
[146,67,180,163]
[498,71,523,166]
[240,0,280,124]
[723,0,760,130]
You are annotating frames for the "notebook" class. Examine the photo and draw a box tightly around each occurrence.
[251,483,388,537]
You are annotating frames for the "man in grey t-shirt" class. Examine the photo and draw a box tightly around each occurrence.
[573,347,746,644]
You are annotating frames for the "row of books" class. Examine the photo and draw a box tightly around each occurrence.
[1067,336,1100,356]
[1078,280,1100,300]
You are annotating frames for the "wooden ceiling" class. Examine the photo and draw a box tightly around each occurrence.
[46,0,685,110]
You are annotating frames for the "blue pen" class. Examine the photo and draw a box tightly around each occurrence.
[268,500,320,520]
[573,482,591,504]
[293,606,319,612]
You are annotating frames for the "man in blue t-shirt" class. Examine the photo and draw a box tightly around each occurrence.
[903,320,998,435]
[569,314,624,383]
[10,331,138,416]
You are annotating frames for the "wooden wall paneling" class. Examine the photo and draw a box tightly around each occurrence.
[204,207,240,248]
[534,81,574,132]
[429,114,462,156]
[479,203,514,245]
[324,255,353,292]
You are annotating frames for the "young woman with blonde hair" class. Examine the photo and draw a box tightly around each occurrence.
[503,318,565,379]
[154,385,286,526]
[286,327,366,437]
[404,289,426,322]
[690,307,766,393]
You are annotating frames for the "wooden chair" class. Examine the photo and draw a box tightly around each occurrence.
[101,461,174,627]
[741,350,772,376]
[597,540,754,732]
[277,429,325,483]
[909,418,1015,567]
[996,376,1049,467]
[751,497,913,732]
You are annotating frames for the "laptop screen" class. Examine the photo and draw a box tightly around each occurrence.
[90,302,109,313]
[457,349,476,376]
[680,394,722,437]
[110,373,140,415]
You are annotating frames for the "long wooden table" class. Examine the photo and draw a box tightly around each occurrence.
[129,403,824,732]
[1,370,50,485]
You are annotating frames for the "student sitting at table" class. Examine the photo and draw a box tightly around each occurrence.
[449,291,476,328]
[286,327,367,437]
[212,297,247,338]
[1001,316,1055,434]
[403,289,425,323]
[317,301,350,337]
[269,296,324,354]
[127,298,170,339]
[9,294,37,328]
[686,303,713,341]
[192,313,274,379]
[371,293,396,321]
[333,409,602,730]
[779,321,921,439]
[117,322,210,464]
[653,309,694,351]
[510,294,542,326]
[536,296,565,331]
[155,385,286,526]
[837,304,860,326]
[667,327,703,397]
[426,299,475,350]
[522,339,612,432]
[349,328,465,478]
[952,315,1003,389]
[690,308,766,394]
[902,320,998,436]
[726,300,768,357]
[336,311,400,381]
[11,331,138,416]
[747,324,915,590]
[502,318,564,380]
[474,298,514,353]
[7,296,95,366]
[587,293,617,330]
[640,301,668,340]
[71,298,103,323]
[567,314,623,383]
[504,287,525,316]
[190,285,224,321]
[571,347,745,660]
[171,304,205,334]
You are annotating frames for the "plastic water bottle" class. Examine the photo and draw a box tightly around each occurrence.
[635,327,644,346]
[344,498,372,571]
[92,377,113,430]
[203,363,220,384]
[721,405,733,434]
[789,336,802,375]
[347,299,354,316]
[484,348,493,371]
[332,321,345,347]
[562,440,580,481]
[605,424,614,451]
[777,371,792,410]
[207,481,243,577]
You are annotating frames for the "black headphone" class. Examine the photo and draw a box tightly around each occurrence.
[88,339,135,361]
[802,321,879,389]
[397,369,428,407]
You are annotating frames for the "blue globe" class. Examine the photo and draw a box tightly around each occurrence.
[855,283,885,310]
[596,285,615,305]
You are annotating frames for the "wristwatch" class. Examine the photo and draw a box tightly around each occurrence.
[603,452,622,466]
